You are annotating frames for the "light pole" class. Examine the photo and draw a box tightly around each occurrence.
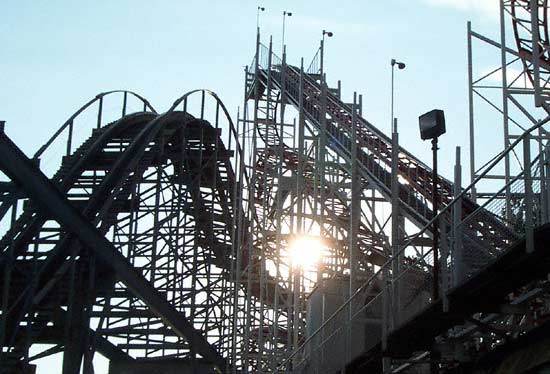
[391,59,406,131]
[320,30,333,81]
[418,109,446,301]
[282,11,292,53]
[419,109,445,374]
[256,6,265,30]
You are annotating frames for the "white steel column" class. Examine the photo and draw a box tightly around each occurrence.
[467,21,477,202]
[500,0,512,221]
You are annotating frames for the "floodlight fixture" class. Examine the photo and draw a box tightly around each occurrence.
[320,30,334,80]
[419,109,446,140]
[282,10,293,53]
[391,58,407,132]
[391,59,406,70]
[257,6,266,29]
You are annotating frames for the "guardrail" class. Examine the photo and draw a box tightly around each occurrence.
[33,91,155,177]
[306,47,321,75]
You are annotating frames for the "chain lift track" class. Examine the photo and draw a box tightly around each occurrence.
[249,48,518,273]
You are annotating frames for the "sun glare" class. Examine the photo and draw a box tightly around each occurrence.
[289,236,324,269]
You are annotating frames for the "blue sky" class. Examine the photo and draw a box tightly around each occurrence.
[1,0,506,372]
[1,0,504,181]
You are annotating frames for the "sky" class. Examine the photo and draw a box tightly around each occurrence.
[0,0,521,372]
[1,0,507,182]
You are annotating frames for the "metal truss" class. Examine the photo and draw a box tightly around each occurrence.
[2,2,550,373]
[0,90,244,373]
[239,2,550,373]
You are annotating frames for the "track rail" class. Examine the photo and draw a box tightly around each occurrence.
[510,0,550,102]
[250,54,518,265]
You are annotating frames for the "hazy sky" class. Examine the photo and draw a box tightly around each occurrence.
[1,0,512,372]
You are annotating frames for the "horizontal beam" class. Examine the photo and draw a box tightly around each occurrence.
[37,326,133,363]
[0,130,227,371]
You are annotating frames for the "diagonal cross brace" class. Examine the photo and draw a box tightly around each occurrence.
[0,130,227,371]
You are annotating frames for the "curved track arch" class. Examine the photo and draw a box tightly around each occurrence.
[0,90,246,373]
[511,0,550,108]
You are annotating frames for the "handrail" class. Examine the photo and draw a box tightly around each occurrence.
[256,47,520,262]
[306,46,321,75]
[33,90,156,160]
[258,42,435,180]
[295,63,443,185]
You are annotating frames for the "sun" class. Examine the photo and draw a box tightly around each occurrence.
[289,236,324,269]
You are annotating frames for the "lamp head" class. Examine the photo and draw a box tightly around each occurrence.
[258,6,265,11]
[419,109,446,140]
[323,30,333,37]
[284,11,292,16]
[391,59,406,69]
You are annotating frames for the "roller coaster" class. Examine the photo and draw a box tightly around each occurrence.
[1,1,550,373]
